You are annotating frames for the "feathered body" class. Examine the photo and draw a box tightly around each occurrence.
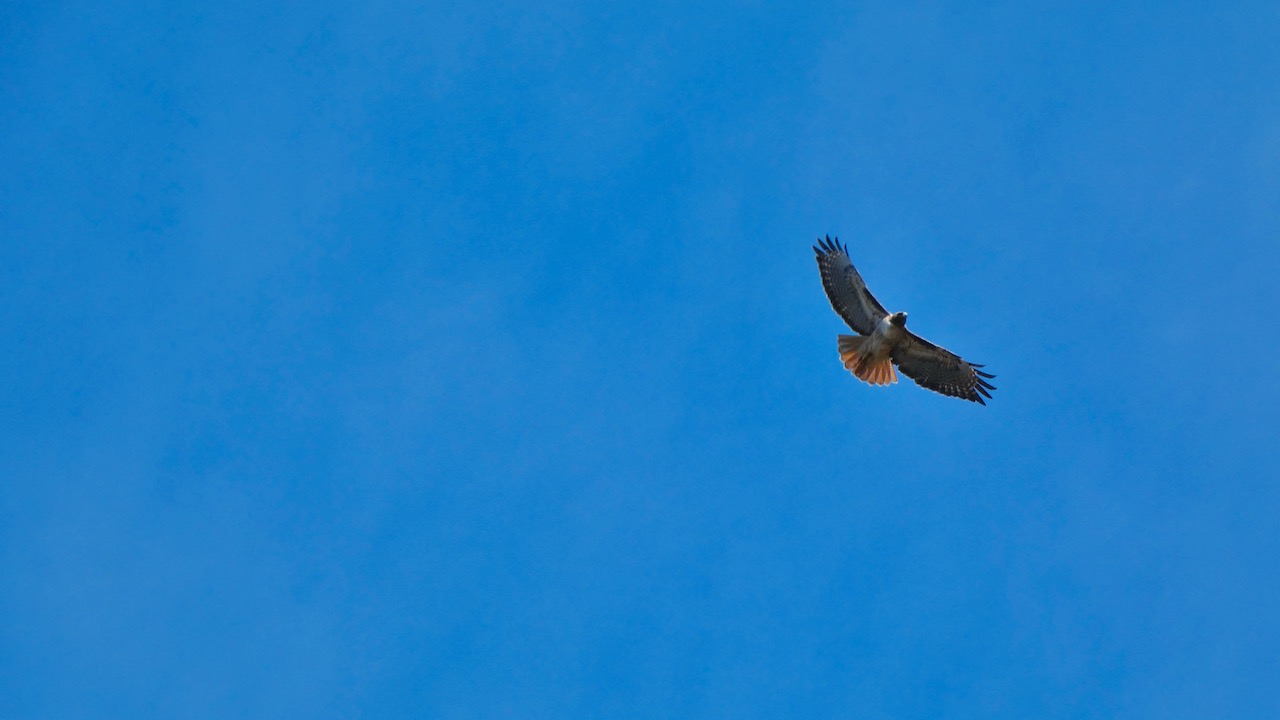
[814,236,996,404]
[837,314,906,386]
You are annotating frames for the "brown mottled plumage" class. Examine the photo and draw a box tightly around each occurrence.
[815,235,996,404]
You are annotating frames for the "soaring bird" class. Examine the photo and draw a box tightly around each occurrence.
[814,235,996,404]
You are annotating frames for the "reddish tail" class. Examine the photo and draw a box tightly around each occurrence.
[837,335,897,386]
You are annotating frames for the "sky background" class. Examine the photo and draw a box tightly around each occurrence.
[3,2,1280,718]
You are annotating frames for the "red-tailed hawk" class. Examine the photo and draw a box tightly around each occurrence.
[814,235,996,404]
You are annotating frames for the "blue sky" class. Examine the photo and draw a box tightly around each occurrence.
[3,2,1279,718]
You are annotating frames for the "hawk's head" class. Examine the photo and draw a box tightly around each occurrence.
[890,312,908,327]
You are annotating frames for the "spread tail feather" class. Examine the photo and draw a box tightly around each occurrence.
[837,335,897,386]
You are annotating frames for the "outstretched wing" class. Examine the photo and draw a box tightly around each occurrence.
[891,330,996,404]
[813,235,889,335]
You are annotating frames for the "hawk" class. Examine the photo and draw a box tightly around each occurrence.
[814,235,996,404]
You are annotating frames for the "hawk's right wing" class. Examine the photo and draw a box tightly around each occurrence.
[814,235,889,335]
[891,330,996,404]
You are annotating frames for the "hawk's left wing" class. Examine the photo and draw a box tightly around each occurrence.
[814,236,889,335]
[891,330,996,404]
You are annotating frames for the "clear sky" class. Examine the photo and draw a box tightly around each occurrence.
[4,2,1279,718]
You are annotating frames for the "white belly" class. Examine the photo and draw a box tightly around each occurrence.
[866,319,904,360]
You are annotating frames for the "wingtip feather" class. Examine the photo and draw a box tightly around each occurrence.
[815,235,846,258]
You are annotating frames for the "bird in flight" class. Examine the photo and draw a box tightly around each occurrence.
[814,235,996,404]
